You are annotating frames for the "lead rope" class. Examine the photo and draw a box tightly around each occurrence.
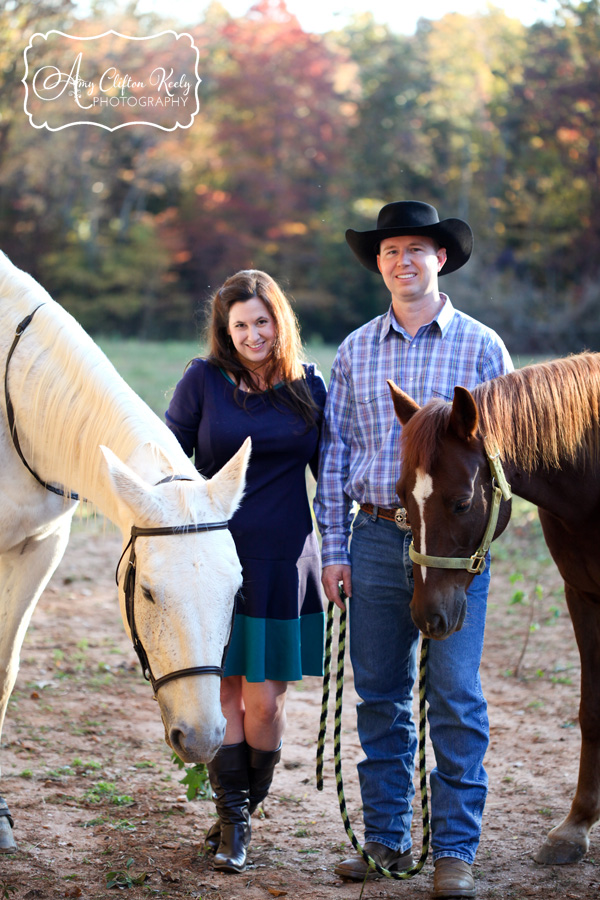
[316,594,430,880]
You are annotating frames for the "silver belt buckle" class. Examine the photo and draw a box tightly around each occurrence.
[394,507,409,530]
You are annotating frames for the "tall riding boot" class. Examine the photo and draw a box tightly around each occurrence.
[205,742,282,855]
[247,741,282,813]
[206,742,251,873]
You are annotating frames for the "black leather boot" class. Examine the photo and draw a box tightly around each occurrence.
[206,742,251,873]
[205,742,282,855]
[247,741,282,811]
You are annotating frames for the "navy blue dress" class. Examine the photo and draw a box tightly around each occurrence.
[165,359,327,682]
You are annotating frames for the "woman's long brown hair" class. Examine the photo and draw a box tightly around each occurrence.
[205,269,318,426]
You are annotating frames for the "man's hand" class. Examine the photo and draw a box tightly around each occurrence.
[322,564,352,610]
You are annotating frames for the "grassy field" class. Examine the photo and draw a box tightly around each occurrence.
[95,337,339,416]
[95,335,548,418]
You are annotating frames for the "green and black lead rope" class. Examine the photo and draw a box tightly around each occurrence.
[316,593,430,880]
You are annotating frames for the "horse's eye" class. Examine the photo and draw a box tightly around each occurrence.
[454,499,471,514]
[141,586,155,603]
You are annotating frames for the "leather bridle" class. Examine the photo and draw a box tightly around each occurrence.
[6,308,236,696]
[115,482,236,696]
[5,304,81,500]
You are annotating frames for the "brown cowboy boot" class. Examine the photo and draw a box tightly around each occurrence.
[334,841,414,881]
[433,858,476,898]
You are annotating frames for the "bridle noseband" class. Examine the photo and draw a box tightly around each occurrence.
[116,475,236,696]
[408,443,512,575]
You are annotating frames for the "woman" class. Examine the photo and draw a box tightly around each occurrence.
[165,269,326,874]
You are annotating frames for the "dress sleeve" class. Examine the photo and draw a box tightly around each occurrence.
[304,364,328,480]
[165,358,205,458]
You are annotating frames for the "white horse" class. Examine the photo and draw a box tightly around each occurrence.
[0,251,250,852]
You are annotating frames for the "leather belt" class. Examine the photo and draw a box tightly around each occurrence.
[360,503,410,530]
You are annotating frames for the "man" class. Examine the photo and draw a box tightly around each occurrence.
[314,201,512,899]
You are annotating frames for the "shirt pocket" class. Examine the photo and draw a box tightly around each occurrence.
[354,389,395,443]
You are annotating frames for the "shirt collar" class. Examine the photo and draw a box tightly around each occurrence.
[380,293,455,342]
[435,293,455,335]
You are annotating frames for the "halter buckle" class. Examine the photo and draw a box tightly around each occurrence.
[467,553,487,575]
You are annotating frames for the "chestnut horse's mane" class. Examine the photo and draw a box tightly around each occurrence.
[401,352,600,474]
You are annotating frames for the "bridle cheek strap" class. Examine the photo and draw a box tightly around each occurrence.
[409,443,512,576]
[116,517,235,696]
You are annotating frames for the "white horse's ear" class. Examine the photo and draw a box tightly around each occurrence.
[100,445,161,520]
[207,437,251,519]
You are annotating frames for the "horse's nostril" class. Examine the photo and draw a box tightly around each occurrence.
[170,725,197,760]
[170,727,185,755]
[425,614,448,638]
[168,721,226,764]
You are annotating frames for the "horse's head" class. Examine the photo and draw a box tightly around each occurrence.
[101,438,251,763]
[388,382,511,640]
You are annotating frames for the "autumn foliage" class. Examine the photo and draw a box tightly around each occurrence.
[2,0,600,352]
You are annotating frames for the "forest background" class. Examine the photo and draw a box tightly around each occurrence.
[2,0,600,355]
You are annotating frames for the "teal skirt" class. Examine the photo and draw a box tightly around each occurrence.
[222,537,325,683]
[223,610,325,682]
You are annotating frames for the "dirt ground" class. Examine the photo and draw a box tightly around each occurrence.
[1,507,599,900]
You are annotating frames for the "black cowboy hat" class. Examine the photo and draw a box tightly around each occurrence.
[345,201,473,275]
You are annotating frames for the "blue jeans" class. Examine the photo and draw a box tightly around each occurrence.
[349,508,490,864]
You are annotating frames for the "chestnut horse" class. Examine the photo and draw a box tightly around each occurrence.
[389,352,600,866]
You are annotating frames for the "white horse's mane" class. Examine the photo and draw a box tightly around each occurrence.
[0,253,251,784]
[0,253,199,517]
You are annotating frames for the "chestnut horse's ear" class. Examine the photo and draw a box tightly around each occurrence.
[387,380,421,424]
[449,386,479,440]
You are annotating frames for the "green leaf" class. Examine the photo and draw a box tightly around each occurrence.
[171,753,212,801]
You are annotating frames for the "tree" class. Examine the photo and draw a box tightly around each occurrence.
[176,0,351,338]
[497,0,600,286]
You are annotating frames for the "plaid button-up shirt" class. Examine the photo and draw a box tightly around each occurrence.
[314,295,513,567]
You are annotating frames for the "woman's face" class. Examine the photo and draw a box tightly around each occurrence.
[227,296,277,366]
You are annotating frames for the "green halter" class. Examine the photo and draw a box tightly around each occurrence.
[408,443,512,575]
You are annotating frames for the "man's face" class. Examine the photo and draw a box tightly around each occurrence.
[377,235,447,304]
